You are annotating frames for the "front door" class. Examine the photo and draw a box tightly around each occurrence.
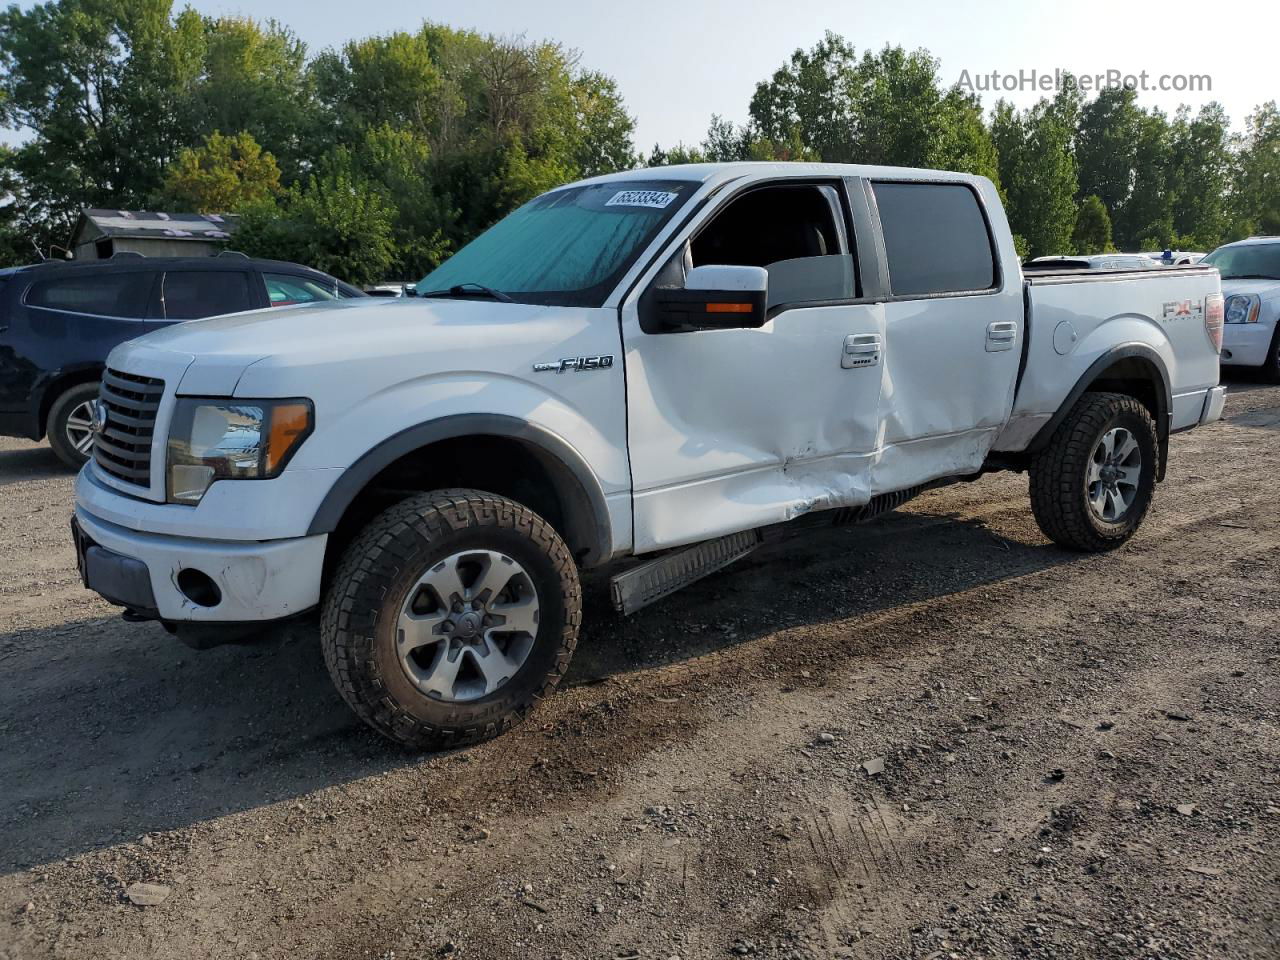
[620,180,885,552]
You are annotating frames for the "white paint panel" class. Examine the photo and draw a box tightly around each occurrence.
[623,302,886,553]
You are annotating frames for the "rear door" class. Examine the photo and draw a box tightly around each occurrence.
[17,265,157,387]
[157,268,255,323]
[866,178,1024,489]
[620,178,886,552]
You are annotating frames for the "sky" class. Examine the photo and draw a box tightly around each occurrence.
[4,0,1274,148]
[166,0,1274,149]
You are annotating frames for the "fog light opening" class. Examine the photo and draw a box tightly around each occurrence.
[176,568,222,608]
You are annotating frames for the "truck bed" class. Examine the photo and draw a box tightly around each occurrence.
[993,265,1223,452]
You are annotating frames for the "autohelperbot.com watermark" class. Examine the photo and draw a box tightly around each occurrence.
[956,68,1211,95]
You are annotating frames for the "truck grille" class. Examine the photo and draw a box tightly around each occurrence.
[93,369,164,487]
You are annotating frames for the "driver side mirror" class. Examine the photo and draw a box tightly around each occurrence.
[652,264,768,332]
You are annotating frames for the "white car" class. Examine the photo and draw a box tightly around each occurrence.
[1028,254,1162,271]
[72,162,1226,750]
[1201,237,1280,379]
[1142,250,1207,267]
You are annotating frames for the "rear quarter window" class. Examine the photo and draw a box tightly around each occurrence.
[25,271,154,318]
[872,182,997,297]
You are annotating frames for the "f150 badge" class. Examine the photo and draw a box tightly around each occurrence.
[533,355,614,373]
[1163,299,1203,320]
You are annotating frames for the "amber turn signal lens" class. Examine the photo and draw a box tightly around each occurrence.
[705,302,752,314]
[265,402,312,474]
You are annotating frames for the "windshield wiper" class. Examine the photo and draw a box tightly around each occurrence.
[418,282,513,303]
[1223,274,1280,281]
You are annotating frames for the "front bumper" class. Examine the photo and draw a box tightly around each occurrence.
[1221,323,1275,367]
[73,505,327,623]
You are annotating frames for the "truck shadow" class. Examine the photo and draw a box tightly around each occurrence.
[569,502,1076,686]
[0,442,68,487]
[0,497,1075,875]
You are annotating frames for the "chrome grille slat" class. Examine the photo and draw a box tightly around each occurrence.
[93,368,164,488]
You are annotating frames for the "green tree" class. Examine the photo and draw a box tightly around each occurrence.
[645,143,706,166]
[1072,195,1114,253]
[745,35,999,182]
[1118,109,1174,249]
[157,130,281,213]
[748,31,858,162]
[233,171,396,285]
[349,124,450,276]
[1167,103,1232,248]
[702,115,749,161]
[1232,102,1280,238]
[194,16,316,178]
[1075,87,1142,213]
[991,85,1079,258]
[0,0,204,228]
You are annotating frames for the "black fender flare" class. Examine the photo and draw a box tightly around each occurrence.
[306,414,614,566]
[1027,343,1173,480]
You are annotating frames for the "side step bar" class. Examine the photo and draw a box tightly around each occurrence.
[609,484,935,616]
[610,529,761,616]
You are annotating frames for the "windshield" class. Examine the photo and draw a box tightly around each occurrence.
[415,180,697,307]
[1201,243,1280,280]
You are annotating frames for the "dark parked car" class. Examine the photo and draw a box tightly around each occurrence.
[0,254,364,467]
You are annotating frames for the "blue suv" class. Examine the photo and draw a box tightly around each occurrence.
[0,254,363,467]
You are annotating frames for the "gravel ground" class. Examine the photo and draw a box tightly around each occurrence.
[1,377,1278,960]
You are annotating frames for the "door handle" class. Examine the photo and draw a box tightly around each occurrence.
[986,320,1017,352]
[842,333,881,369]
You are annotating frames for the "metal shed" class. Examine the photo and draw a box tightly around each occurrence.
[69,209,239,260]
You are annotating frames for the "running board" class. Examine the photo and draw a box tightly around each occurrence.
[610,530,761,616]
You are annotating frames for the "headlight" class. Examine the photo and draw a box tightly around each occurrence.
[1224,293,1260,323]
[166,398,313,504]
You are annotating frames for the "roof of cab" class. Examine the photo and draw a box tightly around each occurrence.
[568,161,992,190]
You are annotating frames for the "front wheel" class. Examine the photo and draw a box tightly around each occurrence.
[320,489,581,750]
[1029,392,1158,552]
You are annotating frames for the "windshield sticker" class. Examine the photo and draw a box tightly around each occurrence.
[605,190,678,210]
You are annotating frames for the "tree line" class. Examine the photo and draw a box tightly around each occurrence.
[0,8,1276,283]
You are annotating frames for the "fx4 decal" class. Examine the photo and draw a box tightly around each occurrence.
[1162,299,1204,321]
[533,355,615,373]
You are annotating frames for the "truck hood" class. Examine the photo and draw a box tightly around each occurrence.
[1221,278,1280,299]
[132,297,521,359]
[110,297,588,396]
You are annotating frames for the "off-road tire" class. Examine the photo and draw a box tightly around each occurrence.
[320,489,581,750]
[1029,392,1158,552]
[47,382,100,469]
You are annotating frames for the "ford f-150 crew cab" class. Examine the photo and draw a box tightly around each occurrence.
[72,162,1227,750]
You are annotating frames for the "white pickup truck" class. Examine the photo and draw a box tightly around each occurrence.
[72,162,1226,749]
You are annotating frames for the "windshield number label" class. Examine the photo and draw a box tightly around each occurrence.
[533,355,615,374]
[606,190,677,209]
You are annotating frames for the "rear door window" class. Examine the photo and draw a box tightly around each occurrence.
[162,270,253,320]
[264,273,339,306]
[25,271,154,318]
[872,182,997,297]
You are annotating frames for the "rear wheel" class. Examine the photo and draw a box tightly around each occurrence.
[320,489,581,750]
[47,382,100,469]
[1029,392,1158,552]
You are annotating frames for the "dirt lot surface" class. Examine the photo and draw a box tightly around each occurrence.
[2,378,1278,960]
